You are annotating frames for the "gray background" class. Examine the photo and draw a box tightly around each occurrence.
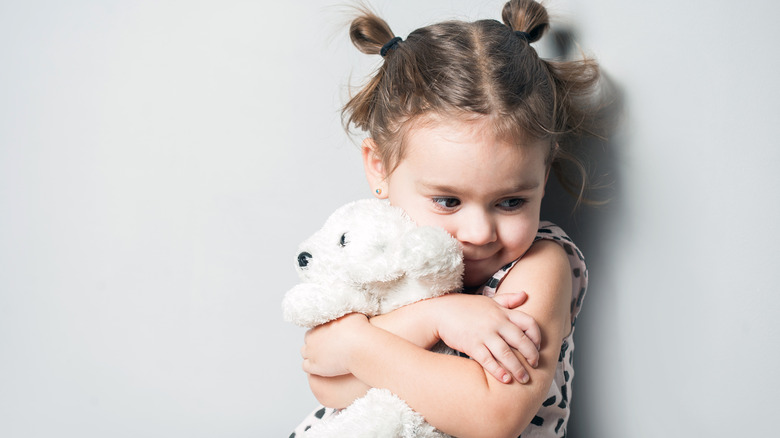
[1,0,778,436]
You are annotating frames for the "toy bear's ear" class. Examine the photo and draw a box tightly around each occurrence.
[399,226,464,287]
[345,237,406,285]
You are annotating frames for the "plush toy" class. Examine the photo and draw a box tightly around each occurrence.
[282,199,464,438]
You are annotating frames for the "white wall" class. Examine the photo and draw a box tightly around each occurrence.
[1,1,778,437]
[566,0,780,436]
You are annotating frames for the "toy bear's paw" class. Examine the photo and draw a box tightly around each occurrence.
[282,283,378,328]
[304,388,450,438]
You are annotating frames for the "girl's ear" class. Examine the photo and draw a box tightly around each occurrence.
[362,138,389,199]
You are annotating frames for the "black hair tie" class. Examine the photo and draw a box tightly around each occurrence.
[380,36,403,57]
[514,31,532,42]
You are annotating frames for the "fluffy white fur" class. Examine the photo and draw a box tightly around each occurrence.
[303,388,449,438]
[282,199,463,438]
[283,199,463,328]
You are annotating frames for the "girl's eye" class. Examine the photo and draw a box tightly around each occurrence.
[432,197,461,209]
[497,198,526,211]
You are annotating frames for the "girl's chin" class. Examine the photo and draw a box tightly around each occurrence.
[462,256,510,288]
[462,268,492,288]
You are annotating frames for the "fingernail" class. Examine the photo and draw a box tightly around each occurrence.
[502,373,511,383]
[520,373,529,383]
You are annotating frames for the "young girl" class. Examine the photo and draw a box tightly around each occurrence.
[291,0,599,436]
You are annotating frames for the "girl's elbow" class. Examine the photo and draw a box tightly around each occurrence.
[307,374,344,409]
[473,392,536,438]
[477,415,526,438]
[462,425,522,438]
[438,406,519,438]
[307,374,327,404]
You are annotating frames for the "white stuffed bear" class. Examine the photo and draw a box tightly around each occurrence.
[282,199,464,328]
[283,199,464,438]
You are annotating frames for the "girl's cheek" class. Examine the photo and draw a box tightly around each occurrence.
[503,222,537,254]
[406,205,446,229]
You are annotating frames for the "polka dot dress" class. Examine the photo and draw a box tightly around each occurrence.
[289,222,588,438]
[479,222,588,437]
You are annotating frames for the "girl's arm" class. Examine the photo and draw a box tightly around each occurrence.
[306,292,537,408]
[303,240,572,438]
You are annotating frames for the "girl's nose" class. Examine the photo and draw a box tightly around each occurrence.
[455,208,497,247]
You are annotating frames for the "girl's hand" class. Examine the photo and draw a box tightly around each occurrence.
[434,292,541,384]
[301,313,369,377]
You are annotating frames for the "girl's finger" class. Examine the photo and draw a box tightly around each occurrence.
[500,328,539,369]
[507,310,542,349]
[493,292,528,309]
[484,337,529,384]
[469,344,512,384]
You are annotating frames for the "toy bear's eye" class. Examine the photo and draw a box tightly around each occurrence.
[339,233,348,247]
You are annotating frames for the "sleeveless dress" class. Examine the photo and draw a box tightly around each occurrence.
[289,221,588,438]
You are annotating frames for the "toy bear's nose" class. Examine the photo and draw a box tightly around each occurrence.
[297,252,312,268]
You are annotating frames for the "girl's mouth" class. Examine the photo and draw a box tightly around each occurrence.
[463,254,493,263]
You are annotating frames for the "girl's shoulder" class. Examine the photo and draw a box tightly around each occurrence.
[481,222,588,325]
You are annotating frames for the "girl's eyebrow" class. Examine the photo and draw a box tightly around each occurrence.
[416,180,541,194]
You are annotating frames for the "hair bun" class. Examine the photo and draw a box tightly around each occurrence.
[501,0,549,43]
[349,10,396,56]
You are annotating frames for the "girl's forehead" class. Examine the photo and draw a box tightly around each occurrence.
[394,121,549,193]
[402,116,547,161]
[406,113,498,139]
[380,112,551,178]
[399,113,546,153]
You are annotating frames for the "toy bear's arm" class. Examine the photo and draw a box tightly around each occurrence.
[283,283,378,328]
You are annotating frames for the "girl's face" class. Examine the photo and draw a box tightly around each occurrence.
[364,117,549,287]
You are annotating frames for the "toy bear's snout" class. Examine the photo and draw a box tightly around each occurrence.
[297,251,312,268]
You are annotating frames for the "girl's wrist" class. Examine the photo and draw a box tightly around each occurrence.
[430,293,467,340]
[339,313,371,370]
[369,297,441,349]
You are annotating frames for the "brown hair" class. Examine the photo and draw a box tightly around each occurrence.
[342,0,601,205]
